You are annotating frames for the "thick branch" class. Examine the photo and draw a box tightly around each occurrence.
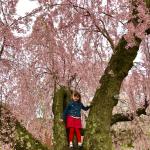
[84,1,150,148]
[109,28,149,126]
[0,104,50,150]
[111,98,149,125]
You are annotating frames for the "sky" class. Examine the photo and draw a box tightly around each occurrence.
[14,0,40,36]
[16,0,39,16]
[16,0,108,16]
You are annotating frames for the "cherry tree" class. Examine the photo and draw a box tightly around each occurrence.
[0,0,150,149]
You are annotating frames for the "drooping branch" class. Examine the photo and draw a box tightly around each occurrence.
[0,1,8,25]
[111,97,149,125]
[0,104,50,150]
[69,1,115,50]
[0,43,4,60]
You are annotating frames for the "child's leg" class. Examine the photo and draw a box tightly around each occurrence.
[75,128,81,145]
[69,128,75,143]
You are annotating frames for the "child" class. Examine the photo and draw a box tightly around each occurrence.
[63,90,91,148]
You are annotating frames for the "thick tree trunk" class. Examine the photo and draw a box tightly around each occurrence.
[52,86,71,150]
[83,37,142,149]
[0,104,49,150]
[83,1,150,149]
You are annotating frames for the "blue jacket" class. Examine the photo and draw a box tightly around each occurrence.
[63,100,90,120]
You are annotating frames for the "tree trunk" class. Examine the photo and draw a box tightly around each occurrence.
[83,1,150,149]
[0,104,50,150]
[83,36,142,149]
[52,86,71,150]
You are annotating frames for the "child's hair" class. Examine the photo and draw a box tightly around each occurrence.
[72,90,81,102]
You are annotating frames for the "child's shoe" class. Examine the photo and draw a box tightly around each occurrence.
[69,142,73,148]
[78,142,82,148]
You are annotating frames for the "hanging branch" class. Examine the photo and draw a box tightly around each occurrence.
[0,37,5,60]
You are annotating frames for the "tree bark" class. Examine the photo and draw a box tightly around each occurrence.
[0,104,50,150]
[52,86,71,150]
[83,37,143,150]
[83,1,150,149]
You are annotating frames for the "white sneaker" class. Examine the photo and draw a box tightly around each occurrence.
[69,142,73,148]
[78,142,82,147]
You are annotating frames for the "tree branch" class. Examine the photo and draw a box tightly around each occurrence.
[0,37,5,60]
[0,104,50,150]
[110,0,150,125]
[66,1,115,50]
[111,97,149,125]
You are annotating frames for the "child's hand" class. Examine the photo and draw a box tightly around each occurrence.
[86,102,91,107]
[86,100,93,107]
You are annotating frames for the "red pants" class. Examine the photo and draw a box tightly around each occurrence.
[69,127,81,143]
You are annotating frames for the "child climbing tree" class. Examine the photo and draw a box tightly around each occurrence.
[0,0,150,149]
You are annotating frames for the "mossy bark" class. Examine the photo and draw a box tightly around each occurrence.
[52,86,71,150]
[83,1,150,148]
[0,104,50,150]
[14,121,50,150]
[83,37,142,150]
